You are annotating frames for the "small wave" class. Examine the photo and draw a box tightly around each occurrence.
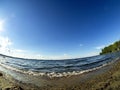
[80,57,111,67]
[0,58,117,78]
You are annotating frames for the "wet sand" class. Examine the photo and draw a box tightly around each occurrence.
[0,72,23,90]
[0,58,120,90]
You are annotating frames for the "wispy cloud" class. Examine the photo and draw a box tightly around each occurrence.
[0,36,12,47]
[0,36,12,55]
[77,51,99,58]
[95,45,105,50]
[14,49,26,53]
[0,19,5,32]
[0,17,102,60]
[42,54,72,60]
[86,51,99,56]
[0,36,102,59]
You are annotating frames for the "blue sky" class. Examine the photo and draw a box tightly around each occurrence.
[0,0,120,59]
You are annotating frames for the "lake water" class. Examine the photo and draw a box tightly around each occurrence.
[0,52,120,78]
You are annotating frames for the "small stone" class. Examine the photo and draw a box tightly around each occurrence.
[0,73,3,76]
[4,88,11,90]
[4,86,23,90]
[11,86,23,90]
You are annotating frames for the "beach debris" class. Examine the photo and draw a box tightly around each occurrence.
[4,86,23,90]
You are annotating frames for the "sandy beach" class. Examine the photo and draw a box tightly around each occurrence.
[0,72,23,90]
[0,58,120,90]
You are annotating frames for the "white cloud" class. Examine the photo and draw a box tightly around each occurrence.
[14,49,26,53]
[45,54,72,60]
[0,35,33,59]
[0,36,99,59]
[0,36,44,59]
[76,51,99,58]
[0,19,5,32]
[63,54,71,59]
[86,51,99,57]
[95,45,105,50]
[0,37,43,59]
[0,36,102,59]
[35,54,45,59]
[0,36,12,55]
[0,36,12,48]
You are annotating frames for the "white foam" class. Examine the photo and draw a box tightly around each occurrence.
[0,57,119,78]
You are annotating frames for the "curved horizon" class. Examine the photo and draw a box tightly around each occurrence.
[0,0,120,59]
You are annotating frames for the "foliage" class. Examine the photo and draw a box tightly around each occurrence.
[100,40,120,55]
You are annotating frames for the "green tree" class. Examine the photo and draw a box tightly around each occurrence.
[100,40,120,55]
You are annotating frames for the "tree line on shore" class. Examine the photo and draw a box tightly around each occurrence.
[100,40,120,55]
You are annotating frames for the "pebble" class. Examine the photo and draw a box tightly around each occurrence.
[0,73,3,76]
[4,86,23,90]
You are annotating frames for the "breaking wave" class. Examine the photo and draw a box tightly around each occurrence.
[0,52,120,78]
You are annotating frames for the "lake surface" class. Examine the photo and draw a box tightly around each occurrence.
[0,52,120,78]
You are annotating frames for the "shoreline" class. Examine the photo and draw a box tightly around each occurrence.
[0,57,118,79]
[0,58,120,90]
